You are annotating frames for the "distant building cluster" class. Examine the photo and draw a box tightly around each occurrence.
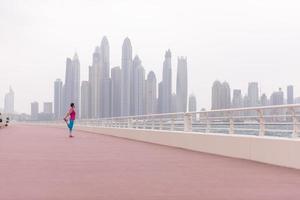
[37,36,196,120]
[30,102,53,121]
[211,80,295,110]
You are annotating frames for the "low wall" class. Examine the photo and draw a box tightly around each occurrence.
[76,126,300,169]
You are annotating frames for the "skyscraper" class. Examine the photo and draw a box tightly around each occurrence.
[99,36,111,118]
[72,53,80,114]
[270,88,284,105]
[4,86,14,113]
[111,66,122,117]
[232,89,243,108]
[260,93,269,106]
[100,36,110,80]
[188,94,197,112]
[287,85,294,104]
[121,37,132,116]
[171,93,177,113]
[176,57,188,112]
[43,102,53,114]
[102,78,111,117]
[64,53,80,115]
[221,81,231,109]
[88,65,93,118]
[157,81,163,113]
[270,88,284,116]
[243,95,249,107]
[145,71,157,114]
[31,102,39,120]
[211,80,222,110]
[161,49,172,113]
[90,47,101,118]
[248,82,259,107]
[81,81,89,119]
[131,55,142,115]
[54,79,63,119]
[211,81,230,110]
[137,65,145,115]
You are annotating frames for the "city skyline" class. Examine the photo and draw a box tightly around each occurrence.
[51,37,190,119]
[211,81,296,110]
[1,0,300,114]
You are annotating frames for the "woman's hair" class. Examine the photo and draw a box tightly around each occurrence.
[70,103,75,107]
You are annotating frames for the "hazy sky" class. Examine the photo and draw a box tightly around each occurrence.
[1,0,300,114]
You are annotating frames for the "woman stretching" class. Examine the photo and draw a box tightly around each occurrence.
[64,103,76,138]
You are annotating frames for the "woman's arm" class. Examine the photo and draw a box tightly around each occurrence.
[64,108,71,120]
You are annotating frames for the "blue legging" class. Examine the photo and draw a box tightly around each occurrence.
[68,120,74,131]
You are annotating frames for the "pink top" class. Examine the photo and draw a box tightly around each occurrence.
[69,108,76,120]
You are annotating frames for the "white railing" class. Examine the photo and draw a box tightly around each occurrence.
[73,104,300,138]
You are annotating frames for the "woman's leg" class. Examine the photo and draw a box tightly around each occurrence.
[68,120,74,137]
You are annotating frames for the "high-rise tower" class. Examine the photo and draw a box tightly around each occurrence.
[54,79,63,119]
[287,85,294,104]
[248,82,259,107]
[232,89,243,108]
[188,94,197,112]
[221,81,231,109]
[121,37,132,116]
[211,80,222,110]
[111,66,122,117]
[137,65,145,115]
[145,71,157,114]
[131,55,142,115]
[161,49,172,113]
[89,47,101,118]
[63,53,80,115]
[99,36,111,118]
[4,86,14,113]
[81,81,89,119]
[211,80,231,110]
[176,57,188,112]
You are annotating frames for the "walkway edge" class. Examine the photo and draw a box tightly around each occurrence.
[74,126,300,170]
[23,123,300,169]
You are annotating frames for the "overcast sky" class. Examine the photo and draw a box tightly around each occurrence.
[1,0,300,114]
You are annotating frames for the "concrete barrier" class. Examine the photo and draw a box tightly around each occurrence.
[76,126,300,169]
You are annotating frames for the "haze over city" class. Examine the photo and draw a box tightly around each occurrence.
[1,0,300,114]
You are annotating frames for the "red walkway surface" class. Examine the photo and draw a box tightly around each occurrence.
[1,125,300,200]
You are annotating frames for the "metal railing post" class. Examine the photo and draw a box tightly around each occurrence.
[229,118,234,134]
[290,108,298,138]
[151,116,154,129]
[206,113,210,133]
[184,113,192,132]
[143,118,146,129]
[171,115,175,131]
[128,117,133,128]
[257,109,265,136]
[229,112,234,134]
[135,117,139,129]
[159,118,163,130]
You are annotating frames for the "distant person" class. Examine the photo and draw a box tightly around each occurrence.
[64,103,76,138]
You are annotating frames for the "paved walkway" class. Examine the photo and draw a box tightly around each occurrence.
[0,125,300,200]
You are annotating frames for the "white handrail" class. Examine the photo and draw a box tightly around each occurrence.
[33,104,300,138]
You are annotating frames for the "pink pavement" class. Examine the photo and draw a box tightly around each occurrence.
[0,125,300,200]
